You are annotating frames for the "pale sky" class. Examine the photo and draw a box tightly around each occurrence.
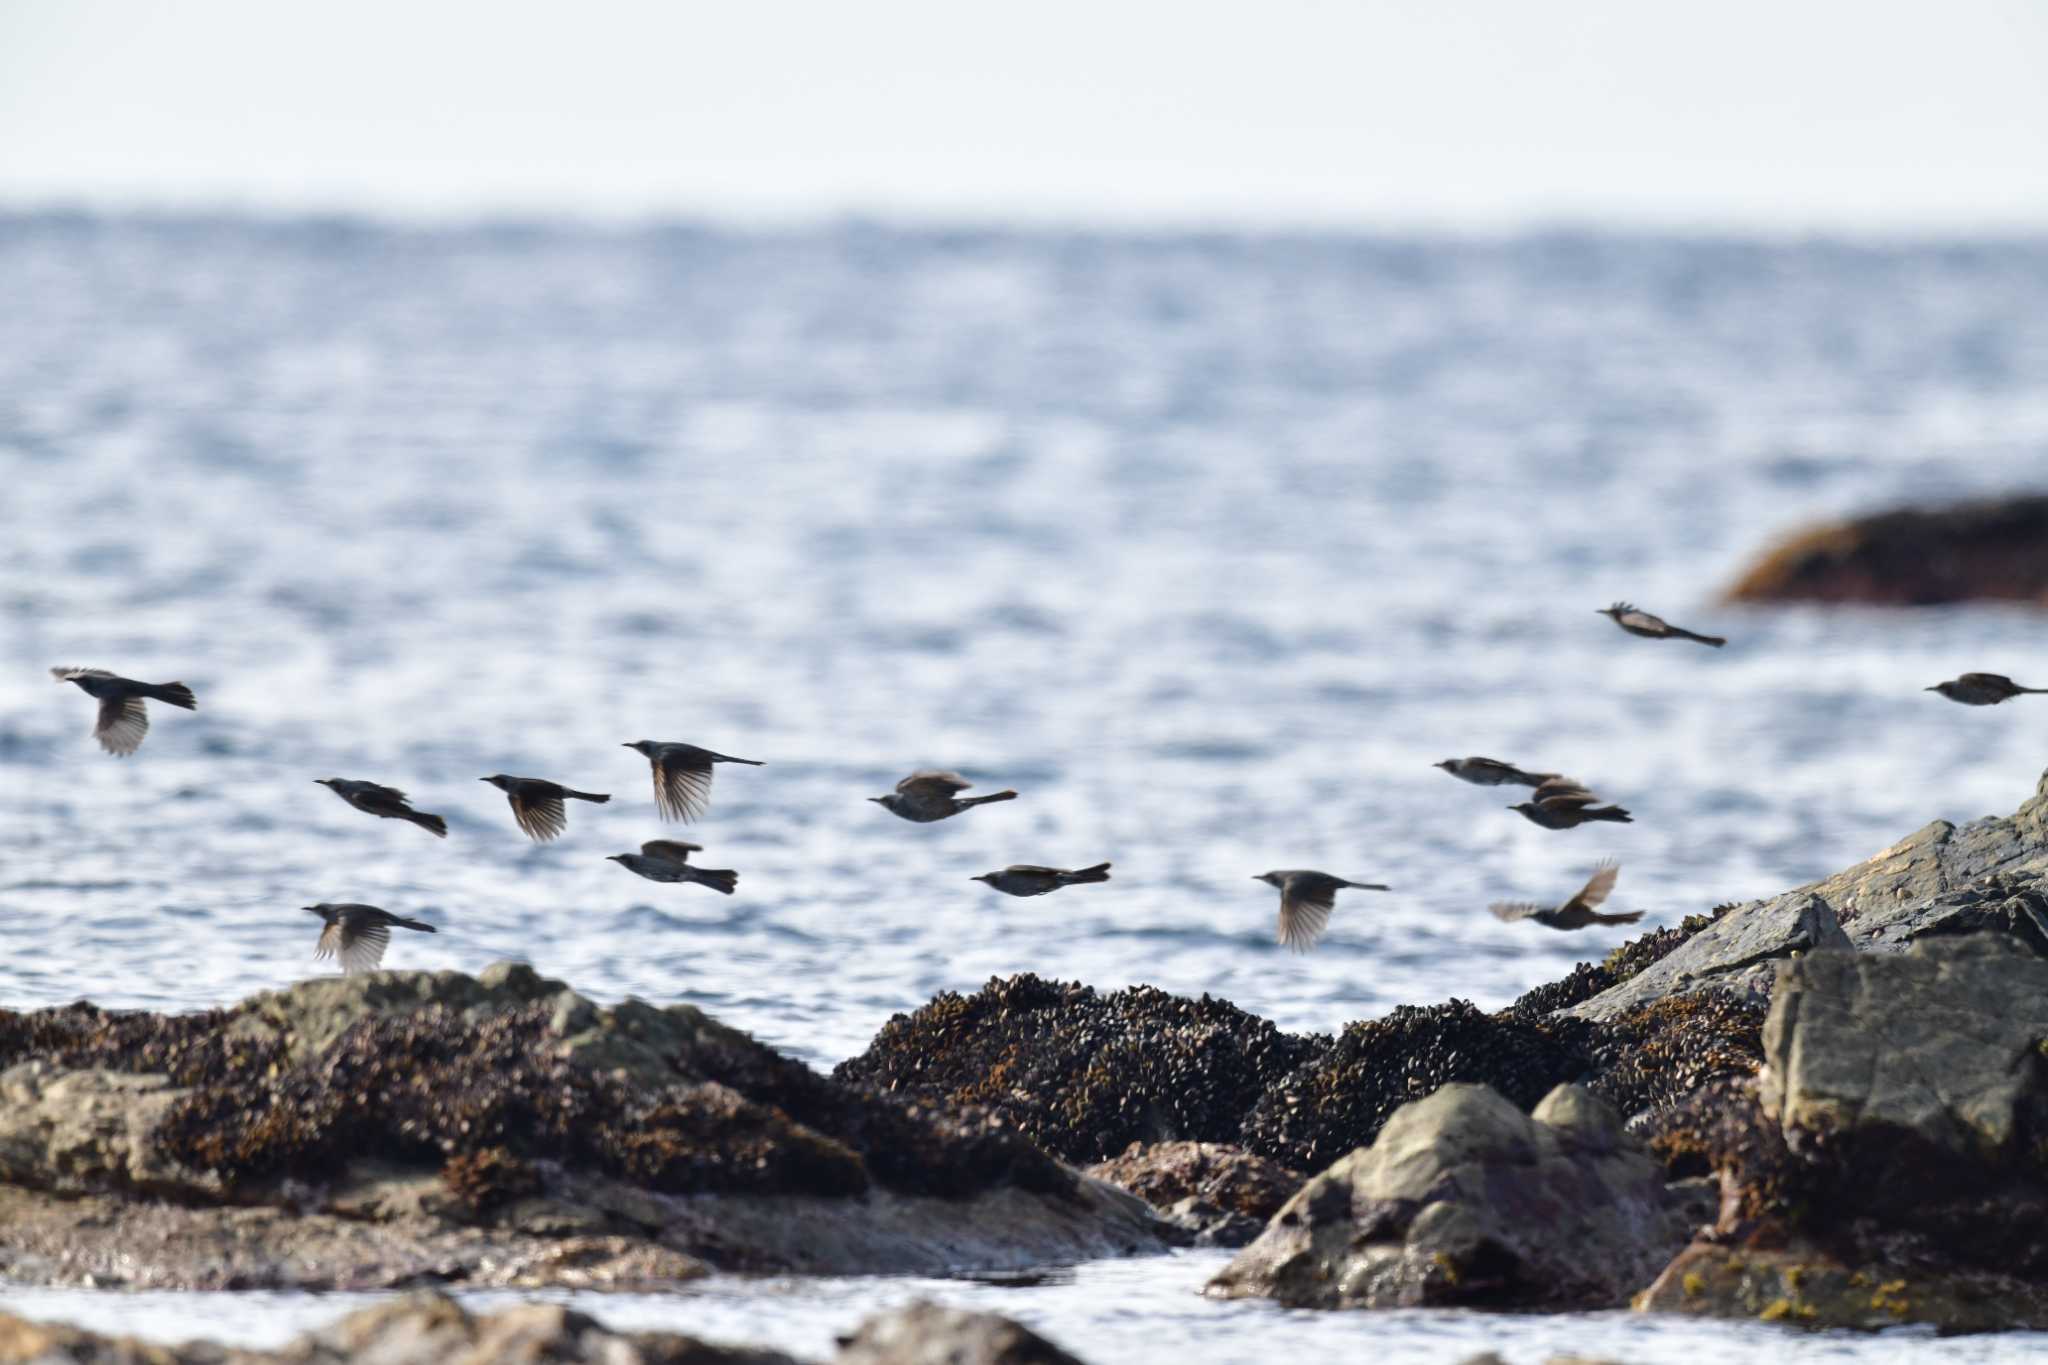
[2,0,2045,229]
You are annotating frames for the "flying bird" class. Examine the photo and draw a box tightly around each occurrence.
[869,770,1019,822]
[480,774,610,841]
[49,667,197,756]
[1596,602,1726,648]
[606,839,739,894]
[1508,777,1633,829]
[623,741,762,823]
[314,778,448,837]
[1489,861,1643,930]
[1434,756,1558,788]
[304,903,436,974]
[1925,673,2048,706]
[1253,869,1390,953]
[971,863,1112,897]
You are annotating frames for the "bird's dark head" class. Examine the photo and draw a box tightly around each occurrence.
[314,778,336,788]
[1508,801,1535,813]
[302,904,330,918]
[1432,759,1456,771]
[480,775,512,789]
[623,741,652,755]
[868,794,897,808]
[1597,603,1626,619]
[1253,871,1283,887]
[605,854,627,864]
[970,873,993,883]
[1927,683,1953,696]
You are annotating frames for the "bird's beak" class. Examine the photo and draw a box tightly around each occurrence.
[621,743,635,748]
[867,796,884,803]
[1924,686,1938,691]
[605,854,623,862]
[477,777,489,782]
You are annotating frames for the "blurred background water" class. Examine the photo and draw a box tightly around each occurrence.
[4,213,2048,1360]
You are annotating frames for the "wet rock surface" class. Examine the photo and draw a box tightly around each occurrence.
[1724,493,2048,606]
[0,965,1165,1287]
[1561,893,1849,1023]
[1084,1141,1303,1247]
[1208,1083,1712,1311]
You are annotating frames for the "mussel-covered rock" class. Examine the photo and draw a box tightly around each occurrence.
[0,964,1166,1287]
[834,974,1322,1164]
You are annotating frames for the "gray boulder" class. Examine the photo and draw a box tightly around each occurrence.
[835,1301,1088,1365]
[1206,1082,1709,1310]
[1563,892,1849,1022]
[1759,934,2048,1157]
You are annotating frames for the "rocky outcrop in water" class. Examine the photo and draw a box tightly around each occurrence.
[0,1292,1087,1365]
[1207,1083,1713,1311]
[1637,934,2048,1331]
[0,964,1164,1289]
[1724,494,2048,606]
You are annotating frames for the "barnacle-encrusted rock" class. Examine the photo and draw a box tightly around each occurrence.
[1724,494,2048,606]
[1208,1083,1710,1310]
[834,974,1323,1164]
[0,965,1165,1287]
[1085,1141,1303,1246]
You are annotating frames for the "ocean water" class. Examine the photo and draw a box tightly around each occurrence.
[4,214,2048,1360]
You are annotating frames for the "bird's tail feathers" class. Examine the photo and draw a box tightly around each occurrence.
[394,916,438,933]
[410,811,450,838]
[694,867,739,895]
[1345,881,1392,891]
[567,790,611,803]
[1675,629,1727,648]
[1592,909,1645,925]
[1589,805,1634,823]
[145,682,198,709]
[1063,862,1113,883]
[961,789,1019,808]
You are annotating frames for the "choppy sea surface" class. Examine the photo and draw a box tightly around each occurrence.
[4,214,2048,1360]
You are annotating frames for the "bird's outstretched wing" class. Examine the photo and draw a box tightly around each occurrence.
[1573,860,1620,911]
[898,769,971,799]
[1489,901,1542,922]
[339,925,391,974]
[641,839,701,862]
[51,666,115,681]
[1278,883,1336,953]
[95,697,149,756]
[510,792,567,841]
[652,753,715,822]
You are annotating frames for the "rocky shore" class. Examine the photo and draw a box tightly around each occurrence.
[11,774,2048,1335]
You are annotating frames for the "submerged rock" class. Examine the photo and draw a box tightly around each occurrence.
[1208,1083,1711,1311]
[1638,935,2048,1332]
[1724,494,2048,606]
[1085,1141,1303,1247]
[0,965,1165,1288]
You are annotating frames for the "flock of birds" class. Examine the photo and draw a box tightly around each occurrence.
[47,596,2045,969]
